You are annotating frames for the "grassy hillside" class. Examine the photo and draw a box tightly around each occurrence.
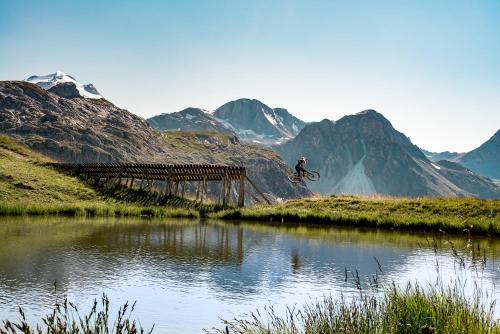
[0,135,197,217]
[212,195,500,235]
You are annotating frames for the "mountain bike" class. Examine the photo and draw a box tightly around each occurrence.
[287,170,320,183]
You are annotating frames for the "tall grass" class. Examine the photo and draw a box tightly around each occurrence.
[0,202,199,218]
[213,282,498,334]
[0,294,152,334]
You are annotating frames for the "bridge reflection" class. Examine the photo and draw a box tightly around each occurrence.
[0,218,498,302]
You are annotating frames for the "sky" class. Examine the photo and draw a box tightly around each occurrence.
[1,0,499,152]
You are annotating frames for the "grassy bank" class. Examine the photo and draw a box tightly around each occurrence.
[211,195,500,235]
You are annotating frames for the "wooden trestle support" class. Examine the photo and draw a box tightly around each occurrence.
[49,163,271,207]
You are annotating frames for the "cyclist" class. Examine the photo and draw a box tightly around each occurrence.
[295,157,307,177]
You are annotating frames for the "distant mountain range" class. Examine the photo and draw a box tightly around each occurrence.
[274,110,499,199]
[0,71,497,199]
[147,98,305,145]
[420,149,460,162]
[421,129,499,180]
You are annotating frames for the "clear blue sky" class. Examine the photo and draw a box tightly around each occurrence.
[1,0,499,152]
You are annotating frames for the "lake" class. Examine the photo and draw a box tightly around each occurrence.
[0,217,498,333]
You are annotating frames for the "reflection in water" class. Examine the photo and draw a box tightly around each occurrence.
[0,217,498,333]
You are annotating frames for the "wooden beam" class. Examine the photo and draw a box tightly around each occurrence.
[238,172,245,207]
[245,176,271,205]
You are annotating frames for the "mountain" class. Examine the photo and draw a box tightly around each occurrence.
[0,80,309,201]
[420,149,460,162]
[147,108,234,135]
[25,71,102,99]
[213,98,305,144]
[454,129,500,179]
[274,110,499,199]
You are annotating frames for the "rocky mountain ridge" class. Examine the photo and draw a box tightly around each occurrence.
[454,129,499,179]
[213,98,305,144]
[274,110,499,199]
[147,107,234,135]
[147,98,305,145]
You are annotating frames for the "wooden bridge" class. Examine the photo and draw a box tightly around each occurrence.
[50,163,271,207]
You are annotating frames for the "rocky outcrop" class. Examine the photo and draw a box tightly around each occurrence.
[48,82,86,99]
[274,110,500,199]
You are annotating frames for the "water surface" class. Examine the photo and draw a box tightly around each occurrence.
[0,217,498,332]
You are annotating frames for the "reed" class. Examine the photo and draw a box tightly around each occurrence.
[213,281,499,334]
[0,294,153,334]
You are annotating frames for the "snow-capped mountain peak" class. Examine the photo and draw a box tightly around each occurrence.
[25,71,102,99]
[213,98,305,144]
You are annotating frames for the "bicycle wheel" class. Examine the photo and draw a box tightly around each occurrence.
[287,172,301,183]
[305,171,320,181]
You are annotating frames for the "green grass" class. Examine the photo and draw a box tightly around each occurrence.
[0,202,198,218]
[211,195,500,235]
[0,135,198,218]
[214,282,499,334]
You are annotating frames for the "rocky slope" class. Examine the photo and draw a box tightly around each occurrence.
[0,80,309,200]
[213,98,305,144]
[274,110,499,199]
[454,129,499,179]
[147,107,234,135]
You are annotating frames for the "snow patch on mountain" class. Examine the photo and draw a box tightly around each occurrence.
[263,109,278,126]
[332,156,376,195]
[25,71,102,99]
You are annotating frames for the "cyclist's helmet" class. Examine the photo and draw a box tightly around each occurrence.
[299,157,306,164]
